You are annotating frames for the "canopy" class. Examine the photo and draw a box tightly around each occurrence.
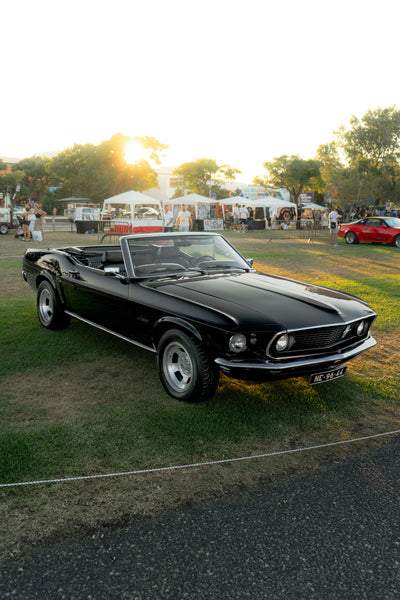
[104,190,160,206]
[165,193,216,205]
[164,193,222,220]
[301,203,328,211]
[223,195,297,208]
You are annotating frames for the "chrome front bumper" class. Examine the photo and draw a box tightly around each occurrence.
[215,336,377,374]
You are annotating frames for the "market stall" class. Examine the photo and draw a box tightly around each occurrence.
[222,196,297,229]
[164,194,224,231]
[103,190,163,234]
[299,202,329,228]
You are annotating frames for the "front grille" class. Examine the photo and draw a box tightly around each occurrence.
[268,318,373,359]
[292,324,352,349]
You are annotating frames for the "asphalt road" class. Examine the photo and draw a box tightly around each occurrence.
[1,437,400,599]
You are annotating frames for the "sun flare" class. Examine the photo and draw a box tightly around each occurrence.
[125,141,143,164]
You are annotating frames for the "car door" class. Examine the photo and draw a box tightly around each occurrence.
[358,218,381,242]
[61,263,133,338]
[376,220,394,243]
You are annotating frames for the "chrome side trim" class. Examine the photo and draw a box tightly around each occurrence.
[215,336,376,372]
[64,311,156,353]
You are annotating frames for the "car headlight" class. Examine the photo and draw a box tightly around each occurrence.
[275,333,290,352]
[356,321,366,336]
[229,333,247,353]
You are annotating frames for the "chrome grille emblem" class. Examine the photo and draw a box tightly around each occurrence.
[342,325,352,338]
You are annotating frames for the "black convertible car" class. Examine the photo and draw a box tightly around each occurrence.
[22,233,377,402]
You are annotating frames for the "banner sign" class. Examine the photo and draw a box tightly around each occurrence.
[203,219,224,231]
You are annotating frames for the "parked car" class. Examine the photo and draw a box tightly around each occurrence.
[22,233,377,402]
[338,216,400,247]
[0,208,10,234]
[0,206,28,234]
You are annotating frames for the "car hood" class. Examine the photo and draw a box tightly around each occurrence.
[149,271,375,330]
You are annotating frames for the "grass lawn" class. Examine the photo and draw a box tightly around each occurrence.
[0,229,399,556]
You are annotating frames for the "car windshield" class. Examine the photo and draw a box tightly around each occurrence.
[124,234,251,277]
[385,217,400,228]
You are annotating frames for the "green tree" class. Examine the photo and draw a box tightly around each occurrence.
[336,106,400,205]
[49,134,165,203]
[12,157,54,203]
[173,159,241,197]
[258,155,321,205]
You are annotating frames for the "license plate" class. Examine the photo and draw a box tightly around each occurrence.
[309,366,347,385]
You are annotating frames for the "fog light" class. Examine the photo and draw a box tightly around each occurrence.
[275,333,290,352]
[229,333,247,353]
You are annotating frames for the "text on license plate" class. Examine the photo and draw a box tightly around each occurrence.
[309,366,347,385]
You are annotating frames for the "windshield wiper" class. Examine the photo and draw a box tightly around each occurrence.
[198,263,249,271]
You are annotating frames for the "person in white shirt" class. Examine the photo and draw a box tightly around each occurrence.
[329,208,341,245]
[233,203,240,228]
[164,205,174,232]
[239,205,249,232]
[175,205,192,232]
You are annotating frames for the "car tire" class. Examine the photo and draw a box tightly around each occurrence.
[157,329,220,402]
[37,280,71,330]
[394,235,400,248]
[0,224,9,235]
[345,231,358,244]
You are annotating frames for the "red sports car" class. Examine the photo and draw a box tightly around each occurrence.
[338,216,400,247]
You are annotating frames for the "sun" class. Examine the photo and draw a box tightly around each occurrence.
[125,141,143,164]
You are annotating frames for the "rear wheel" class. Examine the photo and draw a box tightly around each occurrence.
[345,231,358,244]
[0,224,9,235]
[157,329,219,402]
[37,280,70,329]
[394,235,400,248]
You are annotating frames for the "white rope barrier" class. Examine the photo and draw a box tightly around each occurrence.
[1,428,399,489]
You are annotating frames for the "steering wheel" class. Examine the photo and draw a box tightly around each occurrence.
[192,255,215,267]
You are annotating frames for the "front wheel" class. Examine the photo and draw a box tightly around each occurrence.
[157,329,219,402]
[394,235,400,248]
[345,231,358,244]
[0,224,9,235]
[37,280,70,329]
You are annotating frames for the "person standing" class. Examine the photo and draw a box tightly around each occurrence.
[164,205,174,232]
[247,207,254,232]
[21,204,32,241]
[52,207,57,231]
[329,207,341,245]
[233,203,240,229]
[175,204,192,232]
[33,203,47,240]
[27,204,36,239]
[239,205,249,232]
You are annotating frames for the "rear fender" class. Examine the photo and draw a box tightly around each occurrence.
[36,272,67,305]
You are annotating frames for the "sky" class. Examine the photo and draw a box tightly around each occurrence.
[2,0,399,182]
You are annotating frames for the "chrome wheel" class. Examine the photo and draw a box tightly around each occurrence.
[345,231,358,244]
[36,281,70,329]
[394,235,400,248]
[157,329,220,402]
[38,286,54,326]
[163,340,194,394]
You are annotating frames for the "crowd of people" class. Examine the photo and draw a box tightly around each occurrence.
[8,200,398,242]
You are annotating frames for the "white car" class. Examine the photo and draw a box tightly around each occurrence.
[0,206,27,234]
